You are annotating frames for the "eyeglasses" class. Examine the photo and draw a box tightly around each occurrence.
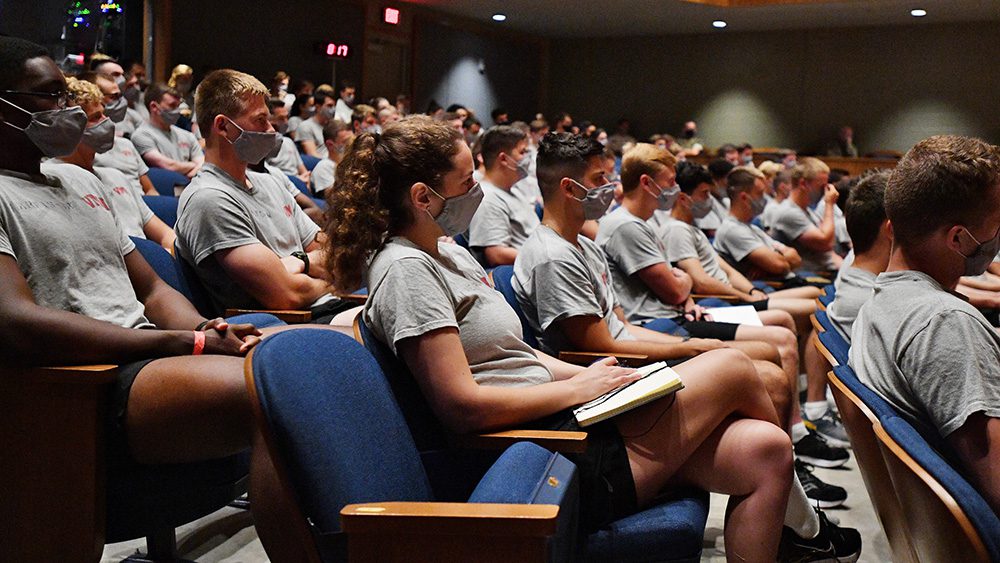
[0,89,76,108]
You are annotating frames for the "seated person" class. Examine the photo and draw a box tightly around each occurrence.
[310,118,352,195]
[130,82,204,178]
[693,158,733,236]
[351,103,378,135]
[714,168,805,282]
[295,89,335,159]
[54,77,174,252]
[250,157,324,226]
[321,117,859,561]
[595,144,801,386]
[827,170,891,342]
[82,71,157,196]
[174,69,347,321]
[850,135,1000,514]
[286,93,314,140]
[761,168,793,231]
[770,157,843,273]
[264,98,310,185]
[0,37,301,560]
[467,125,539,266]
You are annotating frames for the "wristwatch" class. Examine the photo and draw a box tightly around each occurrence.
[292,250,310,276]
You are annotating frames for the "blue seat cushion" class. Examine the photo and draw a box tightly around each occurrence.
[818,329,850,366]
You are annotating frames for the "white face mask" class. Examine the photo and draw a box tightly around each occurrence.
[82,117,116,153]
[0,96,87,157]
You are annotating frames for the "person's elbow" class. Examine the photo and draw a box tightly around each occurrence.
[483,245,516,267]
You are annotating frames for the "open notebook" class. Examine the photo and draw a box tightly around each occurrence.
[573,362,684,427]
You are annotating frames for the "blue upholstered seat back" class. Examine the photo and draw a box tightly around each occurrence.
[831,364,900,421]
[880,414,1000,560]
[818,328,850,366]
[142,195,179,227]
[490,265,541,349]
[146,167,190,197]
[819,283,836,307]
[250,329,434,535]
[130,236,184,294]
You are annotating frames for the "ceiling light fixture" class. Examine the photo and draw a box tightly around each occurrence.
[910,8,927,17]
[492,13,507,22]
[712,20,727,28]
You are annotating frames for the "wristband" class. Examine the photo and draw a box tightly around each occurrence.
[292,250,310,276]
[192,330,206,356]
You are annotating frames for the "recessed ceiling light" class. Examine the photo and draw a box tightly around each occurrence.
[712,20,727,28]
[492,13,507,22]
[910,8,927,17]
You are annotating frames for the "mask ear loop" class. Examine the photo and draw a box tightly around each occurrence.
[0,96,31,131]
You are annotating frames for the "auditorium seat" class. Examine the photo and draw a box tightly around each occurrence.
[141,195,178,228]
[145,167,190,197]
[246,329,577,562]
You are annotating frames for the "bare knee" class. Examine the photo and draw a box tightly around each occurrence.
[754,361,792,418]
[750,423,794,483]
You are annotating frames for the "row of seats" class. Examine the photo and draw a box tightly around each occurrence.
[811,291,1000,562]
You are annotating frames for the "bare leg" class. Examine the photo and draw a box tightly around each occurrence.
[616,348,791,562]
[804,331,831,403]
[752,359,793,431]
[251,429,315,563]
[768,286,822,300]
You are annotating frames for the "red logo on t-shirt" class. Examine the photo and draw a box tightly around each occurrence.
[122,150,133,157]
[113,186,128,195]
[283,204,293,217]
[81,194,109,210]
[481,275,491,287]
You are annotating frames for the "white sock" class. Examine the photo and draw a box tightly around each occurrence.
[803,400,830,420]
[785,474,821,538]
[791,422,809,444]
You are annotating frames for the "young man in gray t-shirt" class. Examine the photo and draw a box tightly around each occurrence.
[850,136,1000,514]
[468,126,540,267]
[131,83,204,177]
[769,158,842,273]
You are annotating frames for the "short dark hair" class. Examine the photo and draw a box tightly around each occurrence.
[845,170,890,254]
[144,82,180,111]
[536,133,604,201]
[490,107,508,121]
[718,143,738,155]
[313,90,334,107]
[727,168,759,198]
[291,93,313,117]
[480,125,527,169]
[676,161,713,194]
[445,103,465,113]
[338,80,355,92]
[886,135,1000,246]
[463,116,480,129]
[0,36,50,91]
[707,158,735,181]
[322,118,350,142]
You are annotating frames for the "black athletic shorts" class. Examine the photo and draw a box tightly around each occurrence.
[107,358,156,469]
[675,318,741,341]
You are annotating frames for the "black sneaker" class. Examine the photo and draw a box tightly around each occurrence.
[796,459,847,508]
[794,430,850,468]
[778,509,862,562]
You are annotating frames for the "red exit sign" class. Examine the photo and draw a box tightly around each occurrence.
[383,6,400,25]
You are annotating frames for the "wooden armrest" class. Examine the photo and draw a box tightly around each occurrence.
[340,293,368,305]
[224,308,312,323]
[692,294,742,302]
[0,364,118,385]
[558,351,649,367]
[810,313,824,334]
[449,429,588,454]
[342,502,559,537]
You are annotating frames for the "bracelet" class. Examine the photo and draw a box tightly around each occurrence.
[292,250,310,276]
[195,320,210,331]
[192,330,206,356]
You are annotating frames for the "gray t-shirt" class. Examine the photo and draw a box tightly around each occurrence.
[850,270,1000,443]
[714,215,789,278]
[663,216,730,285]
[0,162,150,328]
[827,266,876,342]
[693,194,729,232]
[597,206,684,323]
[514,225,634,355]
[365,237,551,388]
[93,166,154,239]
[311,158,336,194]
[468,180,540,251]
[93,136,149,194]
[266,136,305,176]
[131,123,203,164]
[175,163,320,313]
[295,118,328,159]
[815,199,851,252]
[770,199,837,272]
[760,198,783,230]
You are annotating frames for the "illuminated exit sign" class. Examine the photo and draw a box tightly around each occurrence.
[383,7,400,25]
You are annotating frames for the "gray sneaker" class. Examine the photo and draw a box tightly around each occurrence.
[804,409,851,449]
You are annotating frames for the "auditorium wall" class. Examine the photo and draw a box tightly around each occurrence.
[545,21,1000,154]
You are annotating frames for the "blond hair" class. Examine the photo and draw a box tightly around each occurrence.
[757,160,783,179]
[792,157,830,183]
[167,64,193,89]
[66,76,103,107]
[194,69,269,139]
[620,143,678,193]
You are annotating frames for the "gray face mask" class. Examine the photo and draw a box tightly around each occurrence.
[0,97,87,157]
[957,226,1000,277]
[749,194,768,218]
[104,96,128,123]
[649,179,680,211]
[503,152,531,182]
[114,75,127,90]
[570,179,615,220]
[224,117,282,164]
[427,183,484,236]
[690,197,714,219]
[321,106,336,120]
[82,117,116,153]
[158,105,181,126]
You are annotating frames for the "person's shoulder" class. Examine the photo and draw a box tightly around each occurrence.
[40,161,102,190]
[371,239,441,280]
[93,165,131,186]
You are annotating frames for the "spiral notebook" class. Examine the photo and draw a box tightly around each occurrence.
[573,362,684,427]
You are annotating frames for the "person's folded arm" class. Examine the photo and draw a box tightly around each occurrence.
[636,262,691,305]
[948,413,1000,515]
[796,226,836,253]
[746,246,793,276]
[483,245,518,267]
[300,139,319,157]
[677,257,746,298]
[215,243,331,310]
[558,314,718,362]
[142,216,176,254]
[139,174,157,196]
[140,149,194,176]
